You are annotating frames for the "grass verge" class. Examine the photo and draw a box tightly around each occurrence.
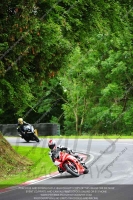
[5,134,133,140]
[0,146,56,189]
[37,134,133,139]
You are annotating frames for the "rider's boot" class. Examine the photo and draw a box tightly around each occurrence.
[58,167,64,173]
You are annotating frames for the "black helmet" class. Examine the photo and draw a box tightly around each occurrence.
[48,139,56,150]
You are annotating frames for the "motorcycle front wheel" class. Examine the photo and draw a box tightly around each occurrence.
[33,135,40,142]
[64,161,79,177]
[25,139,29,142]
[82,163,89,174]
[23,135,29,143]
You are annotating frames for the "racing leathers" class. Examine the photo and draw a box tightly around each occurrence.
[49,145,83,173]
[17,121,29,138]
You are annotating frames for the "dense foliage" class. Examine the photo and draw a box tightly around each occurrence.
[0,0,133,135]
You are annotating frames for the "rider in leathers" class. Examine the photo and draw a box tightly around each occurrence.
[17,118,29,138]
[48,139,83,173]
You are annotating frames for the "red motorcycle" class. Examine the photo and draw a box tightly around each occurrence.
[53,150,89,177]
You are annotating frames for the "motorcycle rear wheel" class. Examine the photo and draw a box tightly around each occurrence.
[64,161,79,177]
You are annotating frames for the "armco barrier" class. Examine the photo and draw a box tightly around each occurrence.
[0,123,60,136]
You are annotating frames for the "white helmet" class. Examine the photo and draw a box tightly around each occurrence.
[48,139,56,150]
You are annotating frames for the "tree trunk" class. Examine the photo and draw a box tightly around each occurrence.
[74,108,79,134]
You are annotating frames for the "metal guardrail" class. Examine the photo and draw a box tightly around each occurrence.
[0,123,60,136]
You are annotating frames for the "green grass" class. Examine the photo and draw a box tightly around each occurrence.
[38,134,133,139]
[0,146,57,189]
[5,134,133,139]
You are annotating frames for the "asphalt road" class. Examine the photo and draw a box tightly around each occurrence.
[0,137,133,200]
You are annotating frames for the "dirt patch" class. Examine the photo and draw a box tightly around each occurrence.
[0,132,32,180]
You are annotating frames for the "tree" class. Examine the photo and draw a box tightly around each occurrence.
[58,0,133,134]
[0,0,72,122]
[0,0,133,135]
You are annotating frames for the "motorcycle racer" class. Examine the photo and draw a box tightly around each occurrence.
[17,118,29,138]
[48,139,83,173]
